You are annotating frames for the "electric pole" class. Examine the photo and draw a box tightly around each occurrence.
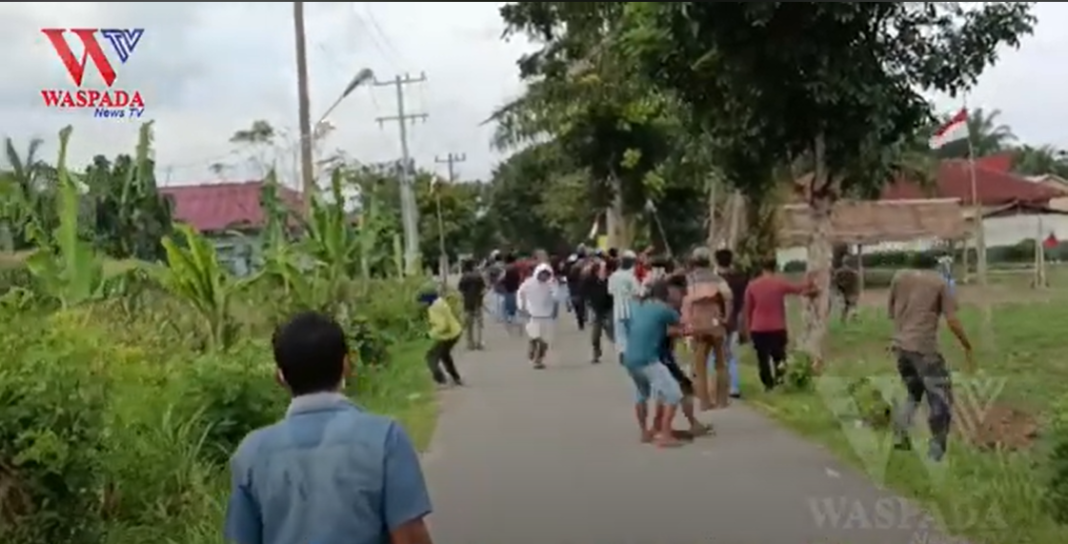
[434,152,466,182]
[432,153,465,284]
[292,1,315,217]
[375,73,428,276]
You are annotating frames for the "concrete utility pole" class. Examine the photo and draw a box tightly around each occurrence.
[432,153,465,283]
[435,152,466,182]
[292,1,315,217]
[375,73,428,276]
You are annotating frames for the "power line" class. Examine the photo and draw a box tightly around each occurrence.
[374,73,428,275]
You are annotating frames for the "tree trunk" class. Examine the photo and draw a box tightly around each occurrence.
[801,133,833,368]
[706,176,718,249]
[606,172,626,249]
[726,191,744,250]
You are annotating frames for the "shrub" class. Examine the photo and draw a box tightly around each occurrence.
[781,351,815,392]
[0,311,111,544]
[1044,394,1068,524]
[169,343,285,463]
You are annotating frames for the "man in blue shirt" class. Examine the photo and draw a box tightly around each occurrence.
[623,281,688,448]
[224,312,434,544]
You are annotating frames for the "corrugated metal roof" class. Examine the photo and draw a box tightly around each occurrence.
[881,160,1060,205]
[159,181,302,232]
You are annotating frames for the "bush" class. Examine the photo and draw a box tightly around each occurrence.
[1044,394,1068,524]
[0,311,112,544]
[1,272,438,544]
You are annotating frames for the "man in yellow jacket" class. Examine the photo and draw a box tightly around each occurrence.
[419,289,465,386]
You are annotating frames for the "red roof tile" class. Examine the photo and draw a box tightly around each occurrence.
[973,153,1013,173]
[160,181,302,232]
[881,160,1060,206]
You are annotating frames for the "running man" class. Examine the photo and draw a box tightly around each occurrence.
[518,263,560,369]
[608,250,641,365]
[889,253,972,461]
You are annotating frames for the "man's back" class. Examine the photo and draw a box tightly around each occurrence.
[226,395,430,544]
[623,300,678,368]
[889,269,952,354]
[457,271,485,312]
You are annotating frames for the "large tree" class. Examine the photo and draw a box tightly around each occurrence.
[494,2,681,249]
[619,2,1036,361]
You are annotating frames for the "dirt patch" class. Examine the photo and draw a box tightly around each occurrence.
[953,403,1039,451]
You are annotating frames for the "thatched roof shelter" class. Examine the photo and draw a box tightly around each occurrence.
[778,198,968,246]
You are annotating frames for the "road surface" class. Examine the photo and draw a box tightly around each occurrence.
[422,320,952,544]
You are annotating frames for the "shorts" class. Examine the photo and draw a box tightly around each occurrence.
[626,362,684,406]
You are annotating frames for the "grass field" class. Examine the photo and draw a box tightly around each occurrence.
[742,268,1068,544]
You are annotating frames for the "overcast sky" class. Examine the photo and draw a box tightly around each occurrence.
[2,2,1066,188]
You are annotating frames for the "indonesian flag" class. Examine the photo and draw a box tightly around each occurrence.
[929,108,969,149]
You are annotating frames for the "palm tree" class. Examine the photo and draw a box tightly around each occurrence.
[1011,144,1068,178]
[1,137,47,251]
[936,108,1016,159]
[969,108,1017,156]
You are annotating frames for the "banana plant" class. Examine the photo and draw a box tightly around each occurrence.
[153,224,253,351]
[300,168,359,288]
[23,126,108,308]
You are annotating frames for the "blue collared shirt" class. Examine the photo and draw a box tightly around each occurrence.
[224,392,431,544]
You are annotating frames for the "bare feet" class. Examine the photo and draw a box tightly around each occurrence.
[640,430,654,443]
[654,433,684,448]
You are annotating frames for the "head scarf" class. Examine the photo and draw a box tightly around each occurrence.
[533,262,553,280]
[417,290,439,305]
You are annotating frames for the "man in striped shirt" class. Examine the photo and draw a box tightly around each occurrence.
[608,250,642,365]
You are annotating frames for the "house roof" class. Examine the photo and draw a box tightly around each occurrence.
[982,200,1068,219]
[778,198,968,245]
[160,181,302,232]
[881,159,1061,206]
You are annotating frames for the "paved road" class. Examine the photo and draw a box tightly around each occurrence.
[422,320,951,544]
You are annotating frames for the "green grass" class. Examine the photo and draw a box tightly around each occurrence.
[356,339,438,450]
[742,290,1068,544]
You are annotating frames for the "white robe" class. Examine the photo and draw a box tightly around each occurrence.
[518,263,559,341]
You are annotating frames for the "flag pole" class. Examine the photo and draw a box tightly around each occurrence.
[963,98,987,285]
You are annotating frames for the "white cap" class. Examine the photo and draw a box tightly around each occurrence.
[567,254,578,262]
[622,249,637,259]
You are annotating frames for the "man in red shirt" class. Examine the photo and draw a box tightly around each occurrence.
[743,258,815,391]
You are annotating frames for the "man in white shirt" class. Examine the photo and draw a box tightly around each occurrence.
[518,263,560,369]
[608,250,641,365]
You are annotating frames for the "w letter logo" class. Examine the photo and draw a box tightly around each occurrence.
[41,28,144,87]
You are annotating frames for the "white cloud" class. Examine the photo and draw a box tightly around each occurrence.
[1,2,1065,188]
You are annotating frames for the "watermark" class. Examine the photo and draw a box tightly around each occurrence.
[808,496,1005,537]
[40,28,145,118]
[814,372,1006,489]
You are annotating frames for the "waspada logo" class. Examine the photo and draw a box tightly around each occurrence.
[814,372,1006,490]
[41,28,146,119]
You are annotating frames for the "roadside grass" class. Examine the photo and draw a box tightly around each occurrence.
[741,287,1068,544]
[353,339,438,450]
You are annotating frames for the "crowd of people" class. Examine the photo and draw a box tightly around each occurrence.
[221,243,973,543]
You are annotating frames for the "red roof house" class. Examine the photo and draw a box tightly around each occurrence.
[160,181,302,232]
[881,159,1061,206]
